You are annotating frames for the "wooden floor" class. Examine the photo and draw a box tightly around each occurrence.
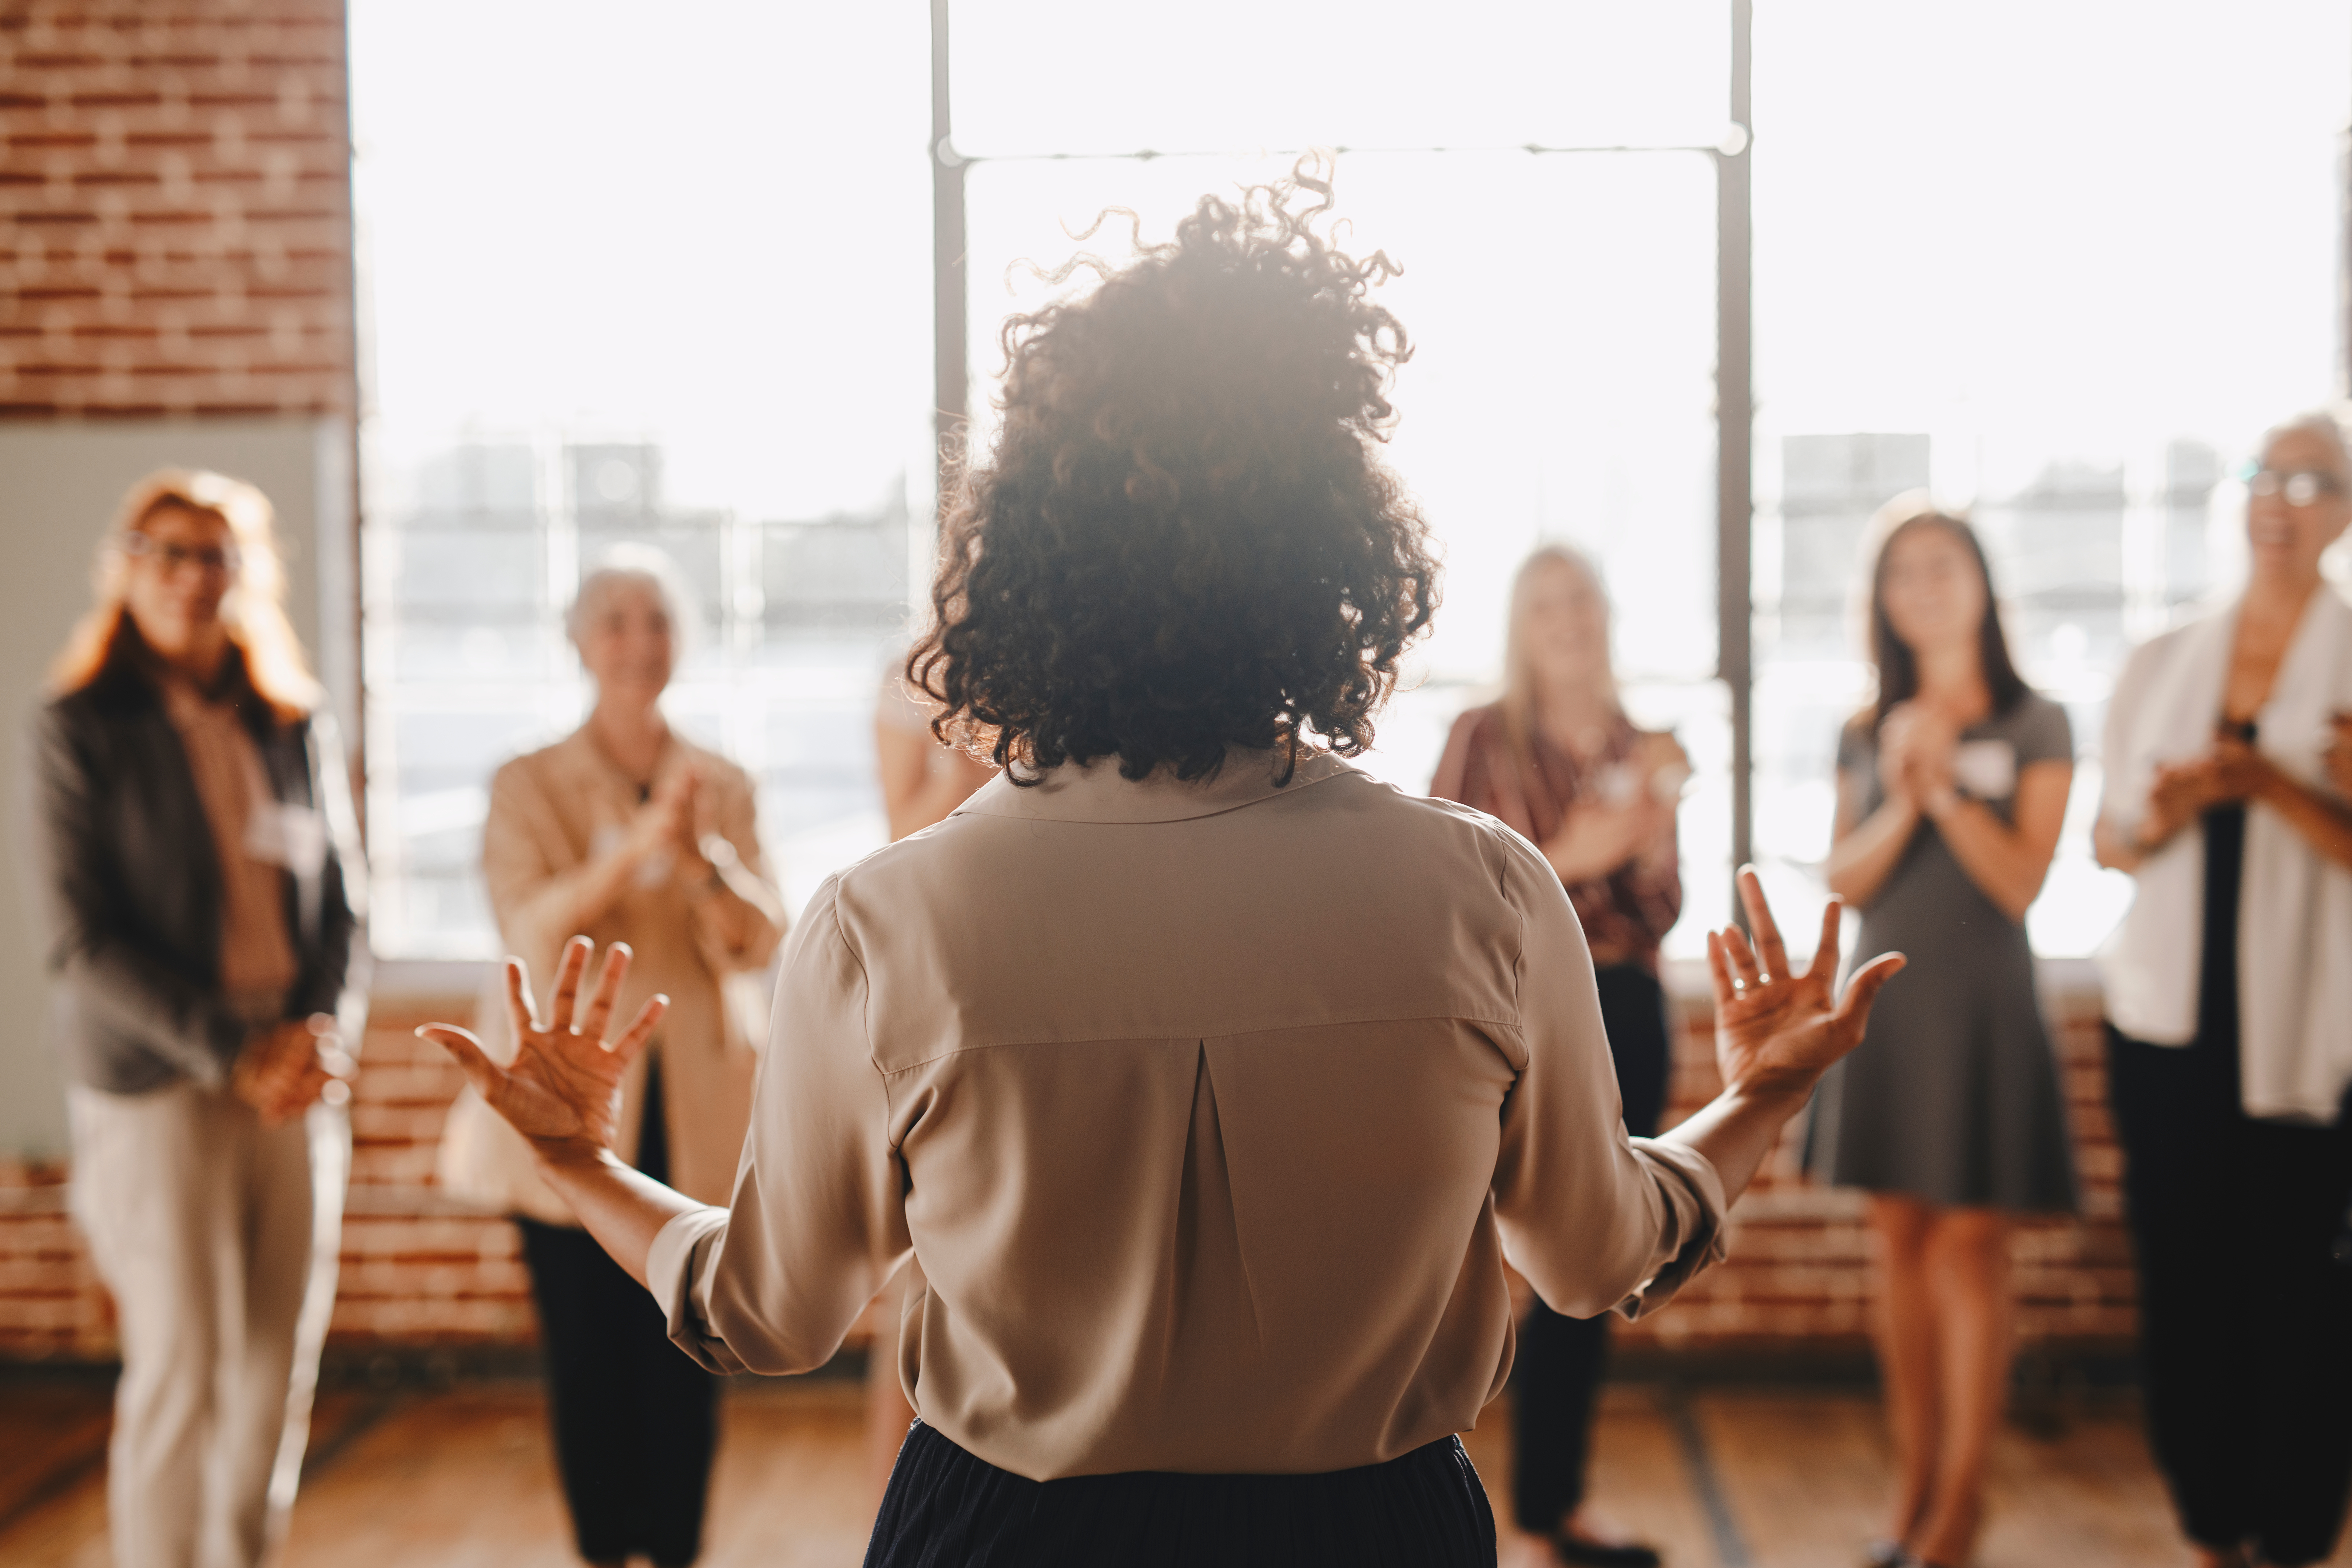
[0,1377,2340,1567]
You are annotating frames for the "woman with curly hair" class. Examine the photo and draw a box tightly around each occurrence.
[424,172,1901,1567]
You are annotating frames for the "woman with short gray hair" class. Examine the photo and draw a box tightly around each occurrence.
[2095,412,2352,1568]
[445,547,783,1568]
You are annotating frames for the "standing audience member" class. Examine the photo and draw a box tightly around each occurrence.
[1813,498,2077,1568]
[37,471,366,1568]
[858,660,997,1500]
[423,172,1903,1568]
[452,548,784,1568]
[1430,544,1686,1568]
[2095,413,2352,1568]
[875,657,996,841]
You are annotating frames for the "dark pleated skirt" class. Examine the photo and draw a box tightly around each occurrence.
[864,1421,1497,1568]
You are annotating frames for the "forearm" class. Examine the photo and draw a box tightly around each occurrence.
[63,942,250,1085]
[1657,1079,1814,1206]
[1824,799,1918,906]
[535,1148,709,1289]
[503,847,639,947]
[2092,812,2148,872]
[1926,799,2052,920]
[2256,772,2352,870]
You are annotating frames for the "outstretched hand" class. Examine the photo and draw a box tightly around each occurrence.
[1707,867,1905,1101]
[420,936,668,1167]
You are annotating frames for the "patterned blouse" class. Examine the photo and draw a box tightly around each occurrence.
[1429,703,1684,971]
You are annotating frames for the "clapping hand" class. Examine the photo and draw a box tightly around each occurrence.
[420,937,668,1166]
[231,1014,352,1126]
[625,768,700,862]
[2141,727,2277,849]
[1878,702,1958,811]
[1706,868,1905,1099]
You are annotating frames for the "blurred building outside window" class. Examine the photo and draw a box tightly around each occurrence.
[351,2,2352,971]
[360,439,913,957]
[1748,0,2352,963]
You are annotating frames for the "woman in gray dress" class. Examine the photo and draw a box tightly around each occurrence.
[1813,497,2077,1568]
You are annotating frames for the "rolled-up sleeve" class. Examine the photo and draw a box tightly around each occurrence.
[1487,832,1728,1319]
[647,873,911,1374]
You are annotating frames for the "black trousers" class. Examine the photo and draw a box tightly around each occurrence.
[2108,1024,2352,1566]
[1511,964,1673,1536]
[864,1420,1496,1568]
[516,1057,719,1566]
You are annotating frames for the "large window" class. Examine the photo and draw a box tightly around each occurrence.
[1748,0,2352,959]
[350,3,934,956]
[350,3,2352,970]
[952,0,1740,952]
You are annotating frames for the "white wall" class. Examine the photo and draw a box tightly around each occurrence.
[0,418,355,1159]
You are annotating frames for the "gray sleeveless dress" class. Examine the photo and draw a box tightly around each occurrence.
[1805,695,2080,1212]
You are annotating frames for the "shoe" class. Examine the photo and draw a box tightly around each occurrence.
[1863,1541,1906,1568]
[1552,1535,1663,1568]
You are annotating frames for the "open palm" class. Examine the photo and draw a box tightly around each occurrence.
[1707,869,1904,1098]
[420,937,668,1161]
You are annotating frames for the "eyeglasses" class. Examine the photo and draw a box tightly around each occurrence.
[119,533,241,576]
[2237,462,2346,507]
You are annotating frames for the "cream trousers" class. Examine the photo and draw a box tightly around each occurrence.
[68,1083,348,1568]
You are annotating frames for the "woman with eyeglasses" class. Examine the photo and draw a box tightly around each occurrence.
[2095,413,2352,1568]
[1813,496,2079,1568]
[36,471,366,1568]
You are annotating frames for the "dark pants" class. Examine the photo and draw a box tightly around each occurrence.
[516,1056,719,1566]
[865,1419,1496,1568]
[1511,964,1673,1536]
[2108,1024,2352,1566]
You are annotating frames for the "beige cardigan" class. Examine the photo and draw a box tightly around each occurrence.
[648,750,1726,1480]
[452,727,783,1218]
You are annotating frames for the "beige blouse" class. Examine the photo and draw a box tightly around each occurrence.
[647,750,1726,1480]
[158,674,299,1008]
[481,728,783,1209]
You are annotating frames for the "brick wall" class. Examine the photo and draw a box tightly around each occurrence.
[0,1,354,417]
[0,985,2138,1366]
[0,998,533,1360]
[1616,990,2133,1356]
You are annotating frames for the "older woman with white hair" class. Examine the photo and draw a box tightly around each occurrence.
[2095,411,2352,1568]
[455,546,784,1568]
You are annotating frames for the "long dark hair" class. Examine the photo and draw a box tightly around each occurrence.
[1866,500,2027,732]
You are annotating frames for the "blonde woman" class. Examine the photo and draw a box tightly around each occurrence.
[37,471,366,1568]
[453,548,783,1568]
[1431,544,1686,1568]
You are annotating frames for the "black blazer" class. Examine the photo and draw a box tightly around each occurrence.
[33,642,367,1094]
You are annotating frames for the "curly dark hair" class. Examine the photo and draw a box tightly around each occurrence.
[910,167,1439,786]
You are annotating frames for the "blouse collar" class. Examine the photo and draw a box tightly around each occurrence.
[955,747,1354,825]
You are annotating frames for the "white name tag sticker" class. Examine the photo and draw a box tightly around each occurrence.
[245,802,328,875]
[1953,739,2018,801]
